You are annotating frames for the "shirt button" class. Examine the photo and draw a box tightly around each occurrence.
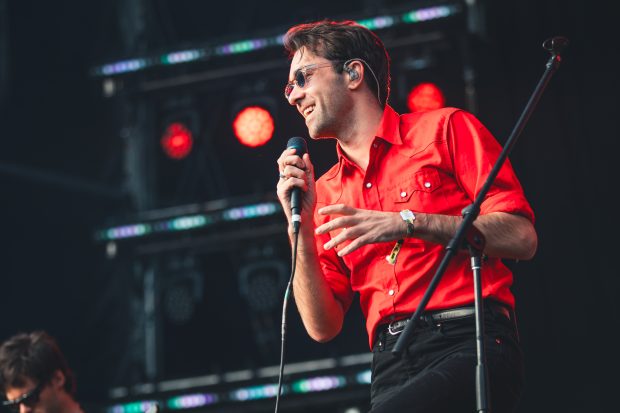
[424,182,432,188]
[372,143,378,148]
[366,182,372,188]
[400,191,407,198]
[388,289,395,296]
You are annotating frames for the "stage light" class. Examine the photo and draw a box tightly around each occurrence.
[238,259,287,312]
[407,82,446,112]
[162,258,204,326]
[232,106,274,147]
[161,122,193,159]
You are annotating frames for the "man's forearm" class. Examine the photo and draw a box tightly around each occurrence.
[413,211,537,260]
[291,228,345,343]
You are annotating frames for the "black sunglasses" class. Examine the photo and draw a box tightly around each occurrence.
[2,383,43,412]
[284,63,334,100]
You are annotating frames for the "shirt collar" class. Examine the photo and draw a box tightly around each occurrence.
[337,104,402,157]
[331,104,402,173]
[374,104,402,145]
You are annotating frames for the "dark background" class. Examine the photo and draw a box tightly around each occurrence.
[1,0,618,412]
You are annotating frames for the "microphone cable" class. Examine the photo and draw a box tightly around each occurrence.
[275,136,307,412]
[274,228,300,413]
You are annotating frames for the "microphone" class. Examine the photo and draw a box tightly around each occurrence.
[286,137,308,233]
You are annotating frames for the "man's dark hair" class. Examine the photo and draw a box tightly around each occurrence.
[284,19,391,107]
[0,331,76,395]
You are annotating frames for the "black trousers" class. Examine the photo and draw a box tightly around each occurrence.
[369,305,524,413]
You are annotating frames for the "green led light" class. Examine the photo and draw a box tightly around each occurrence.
[402,12,417,23]
[356,369,372,384]
[357,16,395,30]
[291,381,306,393]
[126,403,142,413]
[170,215,207,230]
[231,41,250,53]
[357,18,374,29]
[231,384,279,401]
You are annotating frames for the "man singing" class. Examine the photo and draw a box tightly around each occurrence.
[276,19,537,412]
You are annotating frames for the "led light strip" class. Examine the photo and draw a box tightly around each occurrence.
[95,202,281,242]
[108,401,159,413]
[107,369,371,412]
[91,4,462,77]
[166,393,218,409]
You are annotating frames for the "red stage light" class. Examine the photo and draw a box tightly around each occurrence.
[407,82,446,113]
[233,106,274,147]
[161,122,193,160]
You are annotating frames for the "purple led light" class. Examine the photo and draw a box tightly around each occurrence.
[263,385,278,397]
[234,389,249,401]
[218,45,233,55]
[414,6,450,22]
[140,402,155,411]
[372,17,393,29]
[310,376,340,391]
[251,39,268,49]
[181,395,201,407]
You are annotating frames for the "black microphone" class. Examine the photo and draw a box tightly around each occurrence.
[286,137,308,233]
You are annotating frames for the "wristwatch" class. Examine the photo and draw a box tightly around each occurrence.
[399,209,416,237]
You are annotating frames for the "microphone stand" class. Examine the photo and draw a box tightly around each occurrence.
[392,37,568,412]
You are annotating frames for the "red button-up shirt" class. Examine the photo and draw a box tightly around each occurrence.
[313,105,534,348]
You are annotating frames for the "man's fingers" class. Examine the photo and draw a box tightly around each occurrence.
[277,151,314,177]
[326,233,364,256]
[282,164,307,180]
[318,204,354,216]
[336,238,363,256]
[323,226,349,250]
[315,216,354,235]
[303,153,314,174]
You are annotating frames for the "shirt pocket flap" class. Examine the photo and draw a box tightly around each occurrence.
[393,169,442,203]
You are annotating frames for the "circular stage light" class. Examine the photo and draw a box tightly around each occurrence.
[233,106,274,147]
[407,82,446,113]
[161,122,193,160]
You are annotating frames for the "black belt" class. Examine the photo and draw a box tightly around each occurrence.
[380,302,511,336]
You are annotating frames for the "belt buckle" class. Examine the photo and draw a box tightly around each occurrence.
[387,320,405,336]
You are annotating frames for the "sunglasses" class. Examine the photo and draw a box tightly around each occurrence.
[284,63,334,100]
[2,383,43,412]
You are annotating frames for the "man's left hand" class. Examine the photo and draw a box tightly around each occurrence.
[315,204,405,256]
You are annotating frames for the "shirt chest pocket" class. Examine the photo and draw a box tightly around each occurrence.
[389,168,443,209]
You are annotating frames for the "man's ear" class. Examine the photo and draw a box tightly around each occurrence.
[344,60,365,90]
[50,370,66,390]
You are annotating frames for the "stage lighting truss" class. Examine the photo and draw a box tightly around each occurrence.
[106,353,374,412]
[90,2,466,79]
[94,198,281,243]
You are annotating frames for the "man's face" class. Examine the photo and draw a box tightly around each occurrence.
[5,377,61,413]
[286,48,351,139]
